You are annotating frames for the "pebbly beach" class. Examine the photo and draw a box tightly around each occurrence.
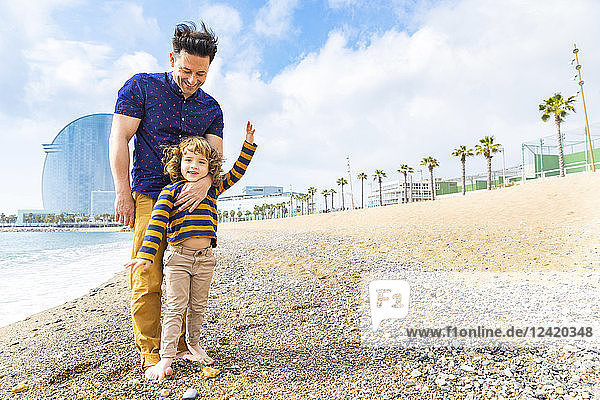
[1,172,599,399]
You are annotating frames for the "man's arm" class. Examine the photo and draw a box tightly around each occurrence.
[204,133,223,156]
[109,114,141,228]
[173,133,223,211]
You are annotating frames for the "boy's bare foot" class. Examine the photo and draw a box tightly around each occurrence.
[175,350,191,359]
[144,358,173,380]
[183,344,214,365]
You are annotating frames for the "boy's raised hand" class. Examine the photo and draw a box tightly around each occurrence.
[246,121,255,144]
[124,258,151,274]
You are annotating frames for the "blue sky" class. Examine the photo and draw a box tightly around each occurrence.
[1,0,599,213]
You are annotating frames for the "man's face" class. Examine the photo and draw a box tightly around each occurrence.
[170,50,210,98]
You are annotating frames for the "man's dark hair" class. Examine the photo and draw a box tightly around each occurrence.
[172,21,218,63]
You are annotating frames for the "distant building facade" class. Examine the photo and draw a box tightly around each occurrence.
[242,186,283,196]
[217,186,306,220]
[90,190,117,216]
[367,179,459,207]
[41,113,115,214]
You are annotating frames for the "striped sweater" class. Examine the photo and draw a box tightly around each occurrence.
[137,140,257,263]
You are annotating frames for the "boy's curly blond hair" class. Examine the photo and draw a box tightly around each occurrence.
[162,136,223,185]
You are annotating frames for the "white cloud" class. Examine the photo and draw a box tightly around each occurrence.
[101,2,161,46]
[202,3,243,36]
[254,0,299,38]
[0,1,166,213]
[23,39,159,112]
[3,0,600,213]
[198,3,262,71]
[207,0,600,202]
[327,0,363,9]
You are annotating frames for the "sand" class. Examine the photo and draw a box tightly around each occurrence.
[222,172,599,273]
[0,172,598,399]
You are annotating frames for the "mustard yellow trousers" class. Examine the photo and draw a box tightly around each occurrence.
[130,192,187,369]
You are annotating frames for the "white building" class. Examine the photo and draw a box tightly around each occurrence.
[367,179,436,207]
[217,186,308,220]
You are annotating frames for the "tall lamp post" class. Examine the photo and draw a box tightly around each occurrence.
[500,146,507,186]
[573,44,595,172]
[346,155,355,209]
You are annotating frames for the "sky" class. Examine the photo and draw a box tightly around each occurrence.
[0,0,599,213]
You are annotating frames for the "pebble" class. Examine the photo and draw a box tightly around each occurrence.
[160,388,171,397]
[11,380,29,393]
[409,369,422,378]
[182,388,199,399]
[3,230,600,399]
[460,363,475,373]
[202,366,220,378]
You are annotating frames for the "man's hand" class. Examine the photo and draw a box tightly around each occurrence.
[124,258,151,274]
[174,174,212,212]
[115,192,135,228]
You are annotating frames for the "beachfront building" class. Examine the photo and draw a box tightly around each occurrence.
[217,186,308,220]
[242,186,283,196]
[41,113,115,214]
[90,190,117,215]
[367,179,459,207]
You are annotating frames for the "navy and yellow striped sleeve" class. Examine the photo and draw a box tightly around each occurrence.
[136,186,175,263]
[215,140,257,196]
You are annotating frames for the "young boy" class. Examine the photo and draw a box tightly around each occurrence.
[125,122,257,380]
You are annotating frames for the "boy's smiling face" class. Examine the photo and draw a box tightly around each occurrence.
[181,149,209,182]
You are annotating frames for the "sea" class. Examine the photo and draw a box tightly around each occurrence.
[0,231,132,327]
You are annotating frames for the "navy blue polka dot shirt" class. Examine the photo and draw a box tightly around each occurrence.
[115,72,224,199]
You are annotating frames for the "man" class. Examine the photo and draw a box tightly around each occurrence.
[109,22,222,379]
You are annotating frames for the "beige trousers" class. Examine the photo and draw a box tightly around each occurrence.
[159,243,216,359]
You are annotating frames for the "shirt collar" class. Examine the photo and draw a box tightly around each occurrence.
[166,71,202,100]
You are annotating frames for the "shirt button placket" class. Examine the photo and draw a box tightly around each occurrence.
[181,100,185,131]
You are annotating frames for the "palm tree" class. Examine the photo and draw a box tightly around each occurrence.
[329,189,336,211]
[336,177,348,210]
[357,172,367,208]
[420,157,439,200]
[539,93,576,177]
[373,170,386,206]
[475,136,501,190]
[297,195,304,215]
[322,189,329,212]
[307,187,317,214]
[397,165,414,204]
[223,210,229,221]
[451,145,474,195]
[304,194,311,214]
